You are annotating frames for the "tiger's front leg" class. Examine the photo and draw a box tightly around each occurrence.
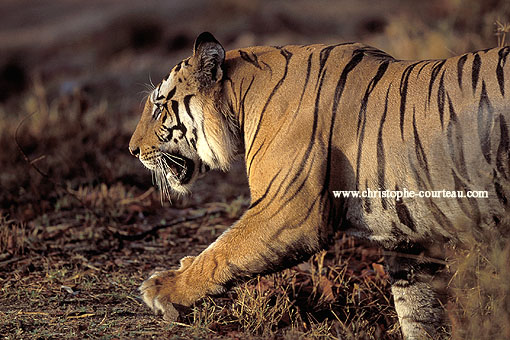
[139,209,321,321]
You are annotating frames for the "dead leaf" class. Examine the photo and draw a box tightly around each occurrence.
[319,276,335,302]
[372,263,386,278]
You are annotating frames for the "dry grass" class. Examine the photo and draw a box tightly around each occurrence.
[0,214,28,257]
[170,241,400,340]
[496,20,510,47]
[447,220,510,340]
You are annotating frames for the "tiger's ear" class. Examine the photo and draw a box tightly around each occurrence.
[193,32,225,86]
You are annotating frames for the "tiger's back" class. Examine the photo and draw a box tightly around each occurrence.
[129,33,510,339]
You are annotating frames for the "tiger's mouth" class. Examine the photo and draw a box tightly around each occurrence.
[162,152,195,185]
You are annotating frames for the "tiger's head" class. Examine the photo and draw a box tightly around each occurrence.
[129,32,238,197]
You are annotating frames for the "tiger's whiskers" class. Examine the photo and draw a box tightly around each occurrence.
[148,152,190,203]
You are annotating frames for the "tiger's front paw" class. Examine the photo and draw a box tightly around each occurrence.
[139,270,181,321]
[139,256,197,321]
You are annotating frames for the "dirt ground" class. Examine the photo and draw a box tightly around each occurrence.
[1,0,510,339]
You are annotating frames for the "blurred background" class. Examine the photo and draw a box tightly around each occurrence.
[1,1,510,339]
[2,0,510,215]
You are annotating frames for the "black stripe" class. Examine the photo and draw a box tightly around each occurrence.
[377,86,391,210]
[166,86,176,100]
[417,60,432,76]
[246,48,292,163]
[190,128,198,150]
[250,152,303,218]
[409,153,428,191]
[407,154,455,233]
[249,169,282,209]
[247,140,265,175]
[497,47,509,96]
[428,200,455,233]
[239,76,255,134]
[412,108,432,185]
[283,46,336,198]
[357,59,388,135]
[239,50,263,69]
[494,177,508,205]
[287,54,314,126]
[174,61,183,72]
[327,51,366,193]
[313,45,337,91]
[446,94,469,180]
[284,193,322,230]
[224,77,237,105]
[389,272,417,287]
[248,58,313,215]
[395,204,417,232]
[363,179,372,213]
[319,46,335,69]
[457,54,467,89]
[155,131,166,143]
[496,114,510,179]
[478,81,493,164]
[246,55,313,182]
[427,60,446,104]
[472,53,481,93]
[152,103,163,121]
[155,82,164,100]
[394,196,417,232]
[160,100,187,141]
[399,62,421,140]
[171,100,180,123]
[183,94,195,122]
[437,70,446,128]
[355,59,387,190]
[451,169,481,223]
[277,152,318,218]
[250,234,317,274]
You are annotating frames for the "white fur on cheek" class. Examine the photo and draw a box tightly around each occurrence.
[190,101,219,168]
[159,73,174,97]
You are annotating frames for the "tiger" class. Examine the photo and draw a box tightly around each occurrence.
[128,32,510,339]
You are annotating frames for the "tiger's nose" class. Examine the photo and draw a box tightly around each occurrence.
[129,146,140,157]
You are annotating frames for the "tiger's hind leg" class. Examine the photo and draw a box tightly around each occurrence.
[384,247,450,340]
